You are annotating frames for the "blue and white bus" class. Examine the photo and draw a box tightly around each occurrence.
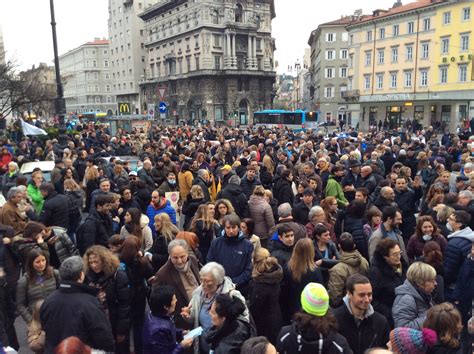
[253,110,319,130]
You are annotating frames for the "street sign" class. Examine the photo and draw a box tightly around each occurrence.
[157,87,167,100]
[159,102,167,114]
[147,104,155,120]
[118,102,131,115]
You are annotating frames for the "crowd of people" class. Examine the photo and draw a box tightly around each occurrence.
[0,122,473,354]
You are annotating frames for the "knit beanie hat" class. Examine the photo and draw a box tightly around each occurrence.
[390,327,437,354]
[300,283,329,317]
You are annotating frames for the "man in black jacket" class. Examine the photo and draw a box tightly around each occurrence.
[77,194,113,255]
[40,256,115,353]
[216,175,248,218]
[333,274,390,354]
[292,188,316,225]
[39,183,70,229]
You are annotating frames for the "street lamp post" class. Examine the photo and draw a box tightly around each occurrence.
[49,0,66,129]
[288,60,301,110]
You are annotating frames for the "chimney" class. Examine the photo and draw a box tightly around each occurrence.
[392,0,402,8]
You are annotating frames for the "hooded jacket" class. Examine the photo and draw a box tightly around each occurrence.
[277,323,352,354]
[325,175,348,207]
[333,295,390,354]
[217,183,248,218]
[392,279,433,329]
[328,251,369,307]
[206,231,253,286]
[142,312,184,354]
[39,191,70,229]
[444,226,474,287]
[146,199,177,233]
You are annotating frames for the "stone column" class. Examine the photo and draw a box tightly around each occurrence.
[252,36,257,68]
[225,33,231,68]
[231,34,237,68]
[247,35,252,69]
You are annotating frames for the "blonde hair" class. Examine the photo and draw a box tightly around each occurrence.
[83,245,120,277]
[252,247,279,278]
[29,299,44,335]
[407,262,436,287]
[252,186,266,197]
[154,213,179,243]
[190,185,204,199]
[64,178,81,191]
[288,239,316,282]
[215,199,235,219]
[85,166,99,182]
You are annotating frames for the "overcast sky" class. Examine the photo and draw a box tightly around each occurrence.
[1,0,395,73]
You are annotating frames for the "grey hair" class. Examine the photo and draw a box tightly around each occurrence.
[59,256,84,282]
[200,262,225,284]
[17,185,27,193]
[228,175,241,185]
[308,206,324,220]
[168,239,189,254]
[7,187,22,200]
[8,161,18,170]
[197,169,208,178]
[459,190,473,200]
[381,186,393,197]
[464,162,474,171]
[278,203,292,218]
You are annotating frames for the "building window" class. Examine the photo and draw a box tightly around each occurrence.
[340,49,348,59]
[376,74,383,90]
[420,70,428,87]
[364,75,371,90]
[214,56,221,70]
[105,84,111,92]
[104,60,109,67]
[235,3,243,22]
[378,50,384,64]
[461,34,469,51]
[325,112,332,122]
[213,34,221,47]
[366,30,372,42]
[459,65,468,82]
[423,18,431,31]
[404,71,412,87]
[440,67,448,84]
[365,51,372,66]
[390,72,397,88]
[256,39,262,51]
[393,25,399,37]
[462,7,471,21]
[441,38,450,54]
[408,21,415,34]
[326,33,336,42]
[325,50,335,60]
[406,45,413,61]
[212,9,219,24]
[325,68,334,78]
[324,86,334,98]
[379,28,385,39]
[94,84,99,92]
[391,47,398,63]
[421,43,429,59]
[443,11,451,25]
[340,67,347,78]
[195,57,200,70]
[342,32,349,41]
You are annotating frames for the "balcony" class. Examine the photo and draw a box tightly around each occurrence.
[341,89,360,101]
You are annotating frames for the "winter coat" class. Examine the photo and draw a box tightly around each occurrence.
[395,187,422,239]
[393,279,433,329]
[139,168,156,191]
[39,191,70,229]
[11,236,49,268]
[333,296,390,354]
[194,219,220,261]
[40,281,115,353]
[328,251,369,307]
[192,176,211,202]
[368,223,408,264]
[142,312,184,354]
[16,270,59,323]
[85,268,131,336]
[314,241,340,269]
[45,227,79,266]
[27,183,44,215]
[207,232,253,286]
[325,176,348,207]
[120,224,153,252]
[153,256,200,330]
[339,214,369,261]
[373,195,397,213]
[454,254,474,326]
[306,220,336,243]
[147,233,176,272]
[64,190,83,218]
[248,195,275,240]
[249,265,283,344]
[368,252,407,327]
[205,319,251,354]
[2,171,22,197]
[292,201,313,225]
[269,239,293,268]
[216,183,248,219]
[270,218,307,242]
[281,265,324,324]
[361,174,377,195]
[277,323,353,354]
[240,176,262,199]
[444,226,474,287]
[77,209,113,256]
[0,201,27,235]
[427,342,462,354]
[134,186,152,213]
[273,178,294,206]
[182,196,205,230]
[178,170,194,201]
[406,234,447,262]
[146,200,177,233]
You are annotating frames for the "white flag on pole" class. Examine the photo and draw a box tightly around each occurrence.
[20,119,47,135]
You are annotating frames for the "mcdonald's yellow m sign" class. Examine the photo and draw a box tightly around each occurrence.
[118,102,131,115]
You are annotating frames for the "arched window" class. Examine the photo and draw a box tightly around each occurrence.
[235,3,243,22]
[212,9,219,24]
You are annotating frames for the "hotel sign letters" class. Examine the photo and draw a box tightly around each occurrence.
[442,54,473,64]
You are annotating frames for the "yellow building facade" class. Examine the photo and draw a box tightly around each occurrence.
[345,0,474,132]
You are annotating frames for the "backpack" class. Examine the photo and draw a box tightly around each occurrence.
[75,216,93,255]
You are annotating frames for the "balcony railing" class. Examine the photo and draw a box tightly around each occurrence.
[341,90,360,100]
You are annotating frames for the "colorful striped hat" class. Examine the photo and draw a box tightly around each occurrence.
[390,327,437,354]
[300,283,329,317]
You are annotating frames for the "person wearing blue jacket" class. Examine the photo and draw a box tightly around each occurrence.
[206,214,253,296]
[147,189,177,235]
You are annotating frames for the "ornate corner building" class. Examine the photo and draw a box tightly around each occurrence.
[139,0,276,126]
